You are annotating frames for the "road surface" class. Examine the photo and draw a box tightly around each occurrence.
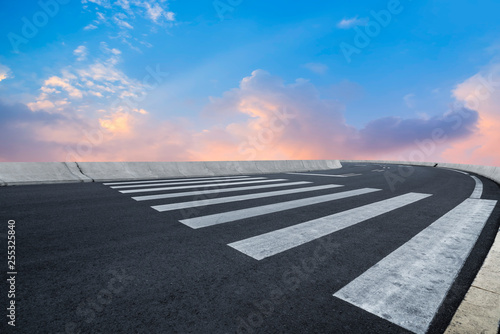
[1,163,499,333]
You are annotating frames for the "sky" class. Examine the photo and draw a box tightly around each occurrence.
[1,0,499,165]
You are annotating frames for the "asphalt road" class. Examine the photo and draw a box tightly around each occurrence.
[1,163,499,334]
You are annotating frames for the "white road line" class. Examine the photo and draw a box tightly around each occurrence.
[286,172,361,178]
[104,175,249,186]
[437,168,482,199]
[152,184,344,212]
[179,188,382,229]
[119,179,289,194]
[229,193,431,260]
[470,175,483,199]
[111,177,267,189]
[333,198,497,334]
[442,168,469,175]
[132,181,313,201]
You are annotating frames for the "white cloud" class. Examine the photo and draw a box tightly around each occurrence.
[145,2,164,22]
[0,64,12,82]
[44,76,84,99]
[29,46,148,116]
[100,41,122,56]
[166,11,175,21]
[81,0,176,50]
[337,16,368,29]
[403,93,416,108]
[27,99,56,111]
[73,45,88,61]
[84,23,98,30]
[83,0,112,8]
[113,13,134,29]
[304,62,329,75]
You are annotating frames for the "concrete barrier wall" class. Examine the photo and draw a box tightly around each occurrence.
[436,163,500,184]
[5,159,497,186]
[0,160,342,185]
[341,159,436,167]
[341,160,500,184]
[0,162,92,186]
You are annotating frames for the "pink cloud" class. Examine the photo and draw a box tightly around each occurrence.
[1,68,496,165]
[440,63,500,166]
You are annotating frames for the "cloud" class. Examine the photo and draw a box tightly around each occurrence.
[165,11,175,21]
[303,62,329,75]
[0,99,83,162]
[29,45,146,114]
[73,45,88,61]
[144,1,175,22]
[337,16,368,29]
[0,64,12,82]
[3,69,484,163]
[197,70,479,161]
[44,76,84,98]
[355,107,478,153]
[84,23,98,30]
[81,0,177,51]
[113,12,134,29]
[403,93,416,108]
[439,62,500,166]
[82,0,176,50]
[0,97,192,162]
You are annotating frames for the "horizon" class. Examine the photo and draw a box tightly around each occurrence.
[1,0,499,165]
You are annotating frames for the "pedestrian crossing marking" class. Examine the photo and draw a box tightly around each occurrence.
[131,181,313,201]
[151,184,343,212]
[333,198,497,334]
[119,179,289,194]
[102,172,498,332]
[103,175,251,186]
[228,192,431,260]
[179,188,382,229]
[111,177,267,189]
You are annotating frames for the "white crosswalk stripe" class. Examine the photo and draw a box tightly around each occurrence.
[119,179,288,194]
[151,184,344,212]
[132,181,312,201]
[111,177,267,189]
[179,188,382,229]
[229,192,431,260]
[103,175,250,186]
[333,198,497,334]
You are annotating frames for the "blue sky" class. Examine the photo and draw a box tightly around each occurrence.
[1,0,500,163]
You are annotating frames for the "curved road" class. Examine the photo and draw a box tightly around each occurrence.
[1,162,499,333]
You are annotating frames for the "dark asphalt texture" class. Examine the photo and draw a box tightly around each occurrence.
[1,163,499,334]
